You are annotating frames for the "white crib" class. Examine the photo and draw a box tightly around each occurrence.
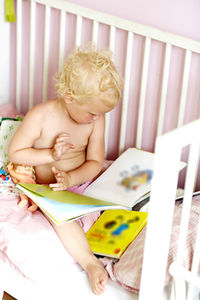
[0,1,200,299]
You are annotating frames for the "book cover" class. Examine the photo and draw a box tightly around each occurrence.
[16,183,129,225]
[84,148,186,208]
[86,209,148,259]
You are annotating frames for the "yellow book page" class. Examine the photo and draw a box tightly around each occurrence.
[86,209,148,258]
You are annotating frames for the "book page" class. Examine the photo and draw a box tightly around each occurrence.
[84,148,154,207]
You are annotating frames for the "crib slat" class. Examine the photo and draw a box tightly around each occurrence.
[16,0,22,112]
[58,10,66,71]
[170,139,200,300]
[92,20,99,45]
[109,25,116,54]
[105,25,116,157]
[176,140,200,264]
[157,43,171,137]
[42,5,51,103]
[136,37,151,149]
[118,31,134,155]
[75,15,82,47]
[29,1,36,110]
[177,50,192,128]
[187,217,200,300]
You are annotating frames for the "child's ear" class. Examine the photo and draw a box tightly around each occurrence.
[64,94,74,104]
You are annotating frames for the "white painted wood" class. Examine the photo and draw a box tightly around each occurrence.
[104,25,116,157]
[0,1,10,105]
[176,141,200,266]
[16,0,22,111]
[58,10,66,71]
[170,262,200,293]
[42,5,51,103]
[187,217,200,300]
[29,1,36,110]
[177,50,192,128]
[157,43,171,137]
[75,15,82,47]
[119,31,134,155]
[136,37,151,149]
[34,0,200,54]
[139,118,200,300]
[92,20,98,45]
[109,26,116,54]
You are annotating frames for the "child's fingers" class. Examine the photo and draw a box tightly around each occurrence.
[56,133,70,143]
[28,203,38,212]
[56,142,75,150]
[52,166,59,174]
[18,198,29,208]
[51,167,64,182]
[56,136,70,143]
[49,183,66,191]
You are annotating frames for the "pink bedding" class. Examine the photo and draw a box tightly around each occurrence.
[0,194,76,282]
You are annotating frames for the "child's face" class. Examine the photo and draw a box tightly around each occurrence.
[66,97,113,124]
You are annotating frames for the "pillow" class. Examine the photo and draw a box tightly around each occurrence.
[101,195,200,293]
[0,118,22,164]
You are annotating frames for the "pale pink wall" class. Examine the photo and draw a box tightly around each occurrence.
[67,0,200,41]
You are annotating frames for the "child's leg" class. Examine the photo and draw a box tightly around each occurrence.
[49,219,108,295]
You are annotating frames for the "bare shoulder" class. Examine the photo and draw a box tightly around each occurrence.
[24,100,56,122]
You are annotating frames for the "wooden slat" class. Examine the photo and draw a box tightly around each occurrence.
[176,141,200,265]
[104,25,116,157]
[157,43,171,137]
[58,10,66,71]
[109,25,116,53]
[16,0,22,111]
[177,50,192,128]
[42,5,51,102]
[92,20,98,45]
[136,37,151,149]
[118,31,134,155]
[75,15,82,47]
[29,0,36,109]
[187,217,200,300]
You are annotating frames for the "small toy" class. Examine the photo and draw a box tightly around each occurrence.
[0,167,10,181]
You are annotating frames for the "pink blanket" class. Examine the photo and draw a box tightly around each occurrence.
[0,193,100,286]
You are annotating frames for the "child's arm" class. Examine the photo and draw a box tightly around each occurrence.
[8,104,70,165]
[49,115,105,190]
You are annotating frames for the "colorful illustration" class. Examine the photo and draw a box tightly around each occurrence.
[86,210,148,258]
[119,165,153,191]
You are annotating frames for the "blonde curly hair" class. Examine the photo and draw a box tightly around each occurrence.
[55,44,123,108]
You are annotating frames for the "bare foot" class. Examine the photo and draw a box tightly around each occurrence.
[86,258,108,295]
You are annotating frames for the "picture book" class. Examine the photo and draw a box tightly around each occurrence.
[84,148,186,208]
[16,183,129,225]
[86,209,148,259]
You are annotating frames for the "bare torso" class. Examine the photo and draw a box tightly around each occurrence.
[34,99,93,183]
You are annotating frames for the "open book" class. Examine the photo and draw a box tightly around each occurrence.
[16,183,129,225]
[16,148,186,225]
[86,209,148,259]
[84,148,186,208]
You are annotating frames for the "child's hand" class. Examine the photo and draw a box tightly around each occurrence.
[52,133,74,161]
[49,166,70,191]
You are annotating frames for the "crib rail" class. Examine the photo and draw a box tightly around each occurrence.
[139,118,200,300]
[9,0,200,189]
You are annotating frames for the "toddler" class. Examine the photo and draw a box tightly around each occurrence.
[8,44,123,295]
